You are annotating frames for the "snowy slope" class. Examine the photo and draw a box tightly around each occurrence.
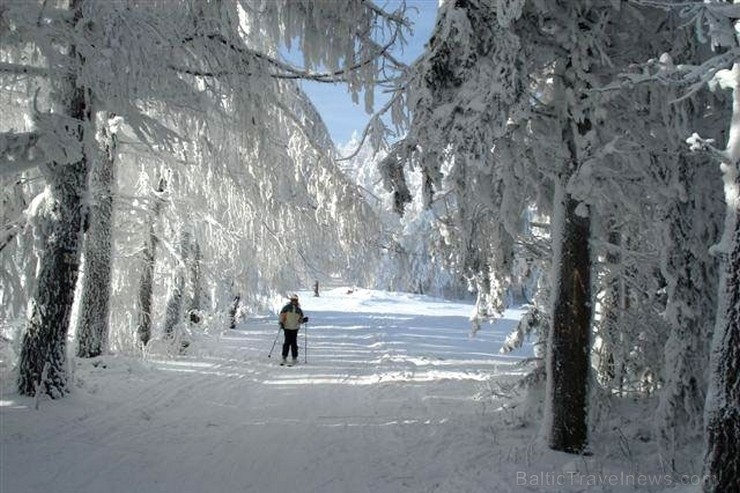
[1,289,698,493]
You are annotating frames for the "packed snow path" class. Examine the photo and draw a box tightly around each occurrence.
[2,289,532,493]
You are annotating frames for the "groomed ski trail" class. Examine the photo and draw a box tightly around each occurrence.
[2,288,531,493]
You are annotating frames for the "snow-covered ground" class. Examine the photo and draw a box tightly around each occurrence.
[1,289,701,492]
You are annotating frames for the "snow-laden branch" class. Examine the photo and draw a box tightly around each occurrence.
[181,31,399,83]
[337,89,407,161]
[598,50,740,108]
[630,0,740,49]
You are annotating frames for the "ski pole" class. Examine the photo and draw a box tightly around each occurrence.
[267,325,282,358]
[302,320,308,364]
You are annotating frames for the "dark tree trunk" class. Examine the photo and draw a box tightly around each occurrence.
[545,119,592,455]
[163,230,190,339]
[187,237,202,324]
[17,2,91,396]
[136,222,156,346]
[136,176,166,346]
[76,114,117,358]
[228,294,241,330]
[17,158,89,396]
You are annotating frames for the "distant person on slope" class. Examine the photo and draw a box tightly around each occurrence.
[279,294,308,365]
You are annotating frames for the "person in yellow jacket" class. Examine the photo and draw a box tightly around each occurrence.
[279,294,308,365]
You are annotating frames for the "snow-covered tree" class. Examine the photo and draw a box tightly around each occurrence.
[75,113,118,358]
[1,0,408,397]
[615,1,740,489]
[8,0,93,397]
[388,0,604,453]
[655,3,740,490]
[380,0,734,461]
[570,4,727,463]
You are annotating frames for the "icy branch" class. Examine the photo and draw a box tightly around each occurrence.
[182,32,398,83]
[169,66,236,78]
[337,92,403,161]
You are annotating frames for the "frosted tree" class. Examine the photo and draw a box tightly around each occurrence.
[162,228,190,346]
[619,1,740,489]
[659,3,740,490]
[388,0,607,453]
[75,113,119,358]
[568,5,728,462]
[381,0,731,458]
[134,172,167,347]
[693,60,740,493]
[1,0,409,396]
[4,0,93,397]
[339,136,469,296]
[381,0,533,320]
[186,237,203,324]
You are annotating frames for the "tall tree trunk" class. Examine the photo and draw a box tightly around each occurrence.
[597,224,625,395]
[702,64,740,493]
[17,0,91,396]
[703,177,740,493]
[187,237,202,324]
[545,119,592,455]
[136,175,166,346]
[163,229,190,339]
[76,113,117,358]
[656,154,718,459]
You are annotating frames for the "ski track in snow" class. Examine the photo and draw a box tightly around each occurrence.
[2,288,536,493]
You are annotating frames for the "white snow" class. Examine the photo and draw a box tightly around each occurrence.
[1,288,702,492]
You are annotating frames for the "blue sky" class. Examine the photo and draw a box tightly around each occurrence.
[297,0,439,145]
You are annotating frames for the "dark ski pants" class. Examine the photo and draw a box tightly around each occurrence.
[282,329,299,359]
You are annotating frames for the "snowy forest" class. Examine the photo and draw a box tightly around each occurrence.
[1,0,739,492]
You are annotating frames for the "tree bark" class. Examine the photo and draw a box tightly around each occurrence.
[17,0,91,396]
[136,175,166,346]
[187,237,202,324]
[702,64,740,493]
[76,114,117,358]
[703,181,740,493]
[545,119,592,455]
[163,229,190,339]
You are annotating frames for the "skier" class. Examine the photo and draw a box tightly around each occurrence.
[279,294,308,366]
